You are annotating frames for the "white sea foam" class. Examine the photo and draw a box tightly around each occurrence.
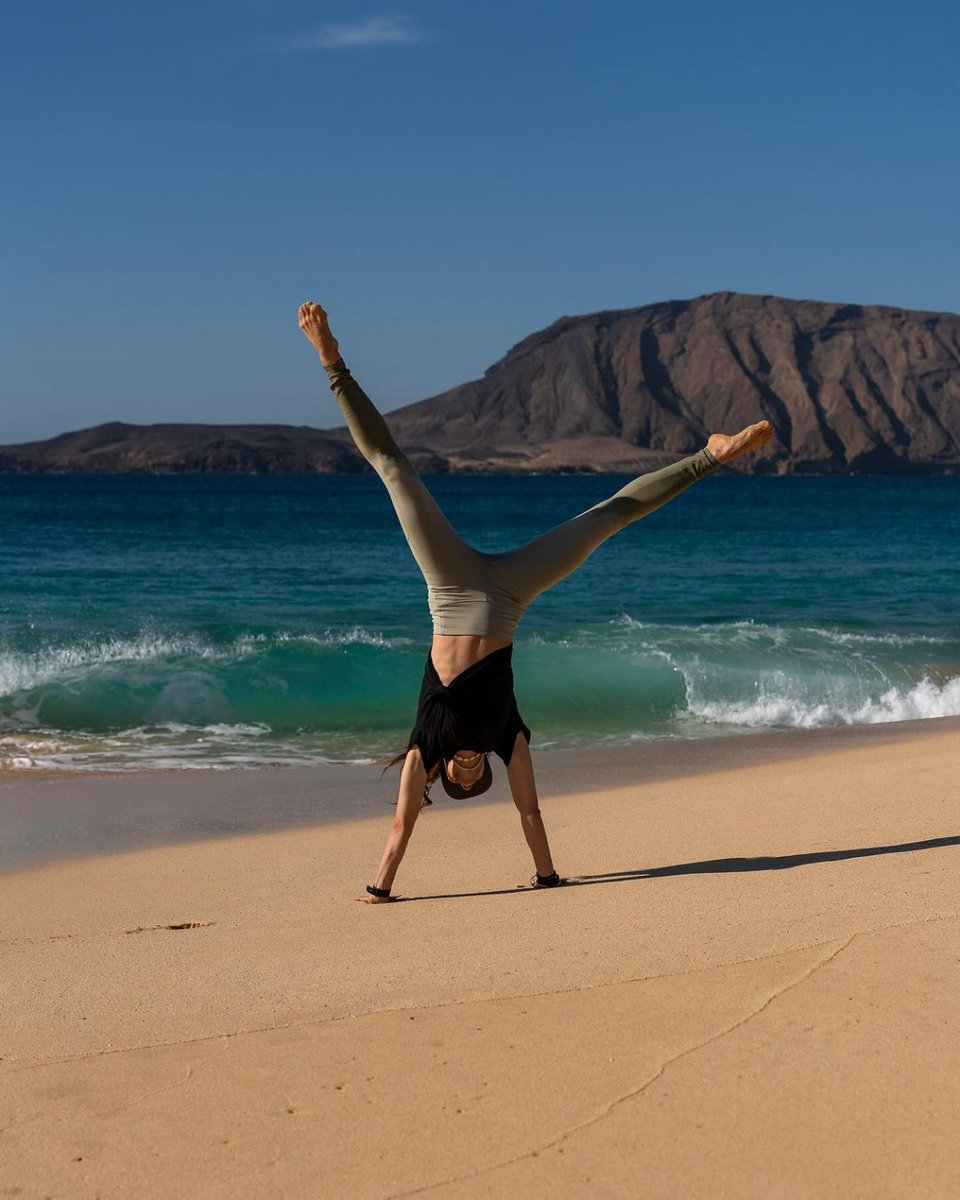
[0,627,415,699]
[269,628,413,649]
[683,673,960,729]
[120,722,272,739]
[1,639,151,695]
[615,614,952,648]
[0,634,234,697]
[2,614,957,769]
[0,727,350,772]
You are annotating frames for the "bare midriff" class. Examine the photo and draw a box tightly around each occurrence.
[430,633,513,688]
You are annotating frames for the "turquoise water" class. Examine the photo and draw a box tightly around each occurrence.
[1,473,958,769]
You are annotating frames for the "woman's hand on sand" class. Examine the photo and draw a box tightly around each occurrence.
[298,301,341,366]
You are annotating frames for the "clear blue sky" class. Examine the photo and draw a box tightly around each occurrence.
[2,0,958,443]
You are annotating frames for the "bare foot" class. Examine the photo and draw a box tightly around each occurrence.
[355,893,396,904]
[707,420,774,465]
[298,301,341,366]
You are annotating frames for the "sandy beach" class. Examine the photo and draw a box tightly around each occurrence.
[2,717,959,1198]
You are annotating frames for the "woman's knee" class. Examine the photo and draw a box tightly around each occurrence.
[376,450,413,486]
[591,495,641,528]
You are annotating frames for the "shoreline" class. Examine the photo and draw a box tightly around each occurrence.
[2,713,958,873]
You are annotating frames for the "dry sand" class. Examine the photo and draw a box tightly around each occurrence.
[2,719,959,1198]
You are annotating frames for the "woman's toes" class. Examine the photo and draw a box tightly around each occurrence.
[707,421,774,463]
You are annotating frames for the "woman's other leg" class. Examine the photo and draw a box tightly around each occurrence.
[496,418,773,604]
[298,303,475,580]
[498,447,720,603]
[323,358,474,576]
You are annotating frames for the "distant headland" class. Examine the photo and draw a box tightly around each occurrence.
[2,292,958,475]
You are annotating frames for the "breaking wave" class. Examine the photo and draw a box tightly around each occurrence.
[2,618,957,769]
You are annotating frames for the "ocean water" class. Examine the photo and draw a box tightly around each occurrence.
[1,473,958,770]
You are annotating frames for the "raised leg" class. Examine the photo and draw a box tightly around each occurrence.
[496,447,721,604]
[298,302,476,582]
[323,358,476,581]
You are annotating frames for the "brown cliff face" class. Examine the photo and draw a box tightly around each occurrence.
[379,292,960,474]
[2,293,958,474]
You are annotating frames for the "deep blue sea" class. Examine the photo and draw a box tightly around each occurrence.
[1,473,958,770]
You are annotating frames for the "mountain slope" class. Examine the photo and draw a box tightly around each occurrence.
[2,292,958,474]
[376,292,960,473]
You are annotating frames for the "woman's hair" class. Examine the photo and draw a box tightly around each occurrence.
[382,743,442,794]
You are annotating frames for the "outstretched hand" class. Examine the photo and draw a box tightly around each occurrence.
[298,301,340,366]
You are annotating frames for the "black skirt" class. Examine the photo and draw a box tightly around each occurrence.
[406,645,531,773]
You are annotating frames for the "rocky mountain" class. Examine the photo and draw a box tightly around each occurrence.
[373,292,960,474]
[2,293,958,474]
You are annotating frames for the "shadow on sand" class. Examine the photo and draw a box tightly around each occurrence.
[397,834,960,903]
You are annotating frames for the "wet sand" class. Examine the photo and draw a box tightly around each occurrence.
[2,715,958,871]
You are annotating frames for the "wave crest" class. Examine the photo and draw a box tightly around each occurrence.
[684,674,960,729]
[2,617,958,768]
